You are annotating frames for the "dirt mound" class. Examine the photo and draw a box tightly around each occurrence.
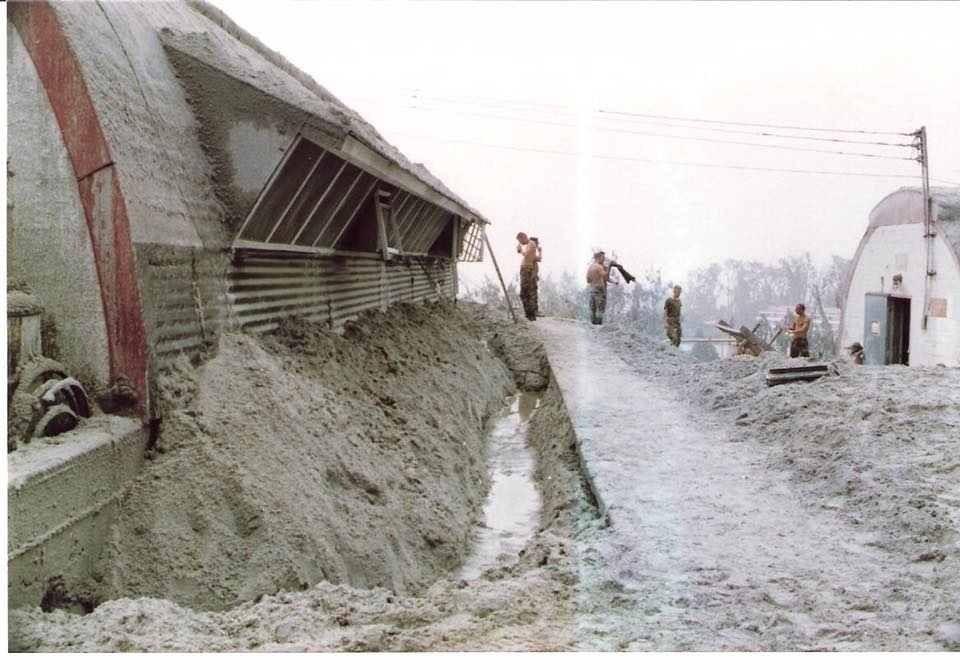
[9,304,589,651]
[93,302,515,610]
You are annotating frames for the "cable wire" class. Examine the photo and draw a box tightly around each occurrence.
[384,129,928,180]
[337,84,917,148]
[597,108,915,137]
[326,78,915,137]
[353,98,916,161]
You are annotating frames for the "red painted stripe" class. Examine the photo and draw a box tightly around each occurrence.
[12,1,149,419]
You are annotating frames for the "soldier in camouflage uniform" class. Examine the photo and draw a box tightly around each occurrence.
[663,285,683,347]
[516,232,539,321]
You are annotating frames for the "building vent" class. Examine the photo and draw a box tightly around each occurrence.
[232,133,469,259]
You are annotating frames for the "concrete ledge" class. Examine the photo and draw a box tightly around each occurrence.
[8,416,147,609]
[544,366,610,526]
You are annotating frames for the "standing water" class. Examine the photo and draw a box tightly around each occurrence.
[458,392,542,580]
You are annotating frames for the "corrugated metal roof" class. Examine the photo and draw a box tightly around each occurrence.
[868,186,960,259]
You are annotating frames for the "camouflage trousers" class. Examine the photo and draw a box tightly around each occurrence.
[589,286,607,325]
[665,317,682,347]
[519,265,538,320]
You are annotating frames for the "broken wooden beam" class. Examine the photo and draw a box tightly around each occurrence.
[738,325,773,355]
[765,363,838,386]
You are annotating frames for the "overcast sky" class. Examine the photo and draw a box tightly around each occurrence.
[211,0,960,290]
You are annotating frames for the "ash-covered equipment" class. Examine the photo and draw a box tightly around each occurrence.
[7,287,91,450]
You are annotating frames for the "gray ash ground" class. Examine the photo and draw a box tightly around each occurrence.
[584,323,960,650]
[9,308,959,651]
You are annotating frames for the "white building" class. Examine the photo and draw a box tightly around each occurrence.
[839,187,960,366]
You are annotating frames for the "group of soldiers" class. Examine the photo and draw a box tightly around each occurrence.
[515,232,812,358]
[516,233,684,346]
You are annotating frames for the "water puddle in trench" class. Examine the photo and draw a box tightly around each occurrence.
[458,392,542,580]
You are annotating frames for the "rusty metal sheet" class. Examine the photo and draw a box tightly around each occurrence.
[13,1,150,418]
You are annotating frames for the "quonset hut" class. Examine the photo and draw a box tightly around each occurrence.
[7,0,487,422]
[839,187,960,366]
[7,0,486,607]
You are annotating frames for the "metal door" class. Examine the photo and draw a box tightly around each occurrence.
[863,294,887,365]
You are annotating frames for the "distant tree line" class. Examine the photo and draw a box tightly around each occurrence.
[463,253,850,359]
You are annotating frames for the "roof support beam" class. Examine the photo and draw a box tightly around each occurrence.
[336,133,480,223]
[290,160,347,245]
[397,198,429,238]
[311,169,365,247]
[406,206,445,251]
[329,177,379,248]
[264,147,327,243]
[391,191,412,224]
[235,134,302,241]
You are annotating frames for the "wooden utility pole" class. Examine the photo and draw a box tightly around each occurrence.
[482,228,518,323]
[452,217,459,304]
[918,126,934,330]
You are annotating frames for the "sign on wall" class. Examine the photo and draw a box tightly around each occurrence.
[928,298,948,318]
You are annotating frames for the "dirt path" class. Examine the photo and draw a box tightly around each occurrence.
[536,318,946,650]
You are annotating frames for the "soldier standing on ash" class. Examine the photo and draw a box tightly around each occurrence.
[516,232,540,321]
[586,251,617,325]
[663,285,683,347]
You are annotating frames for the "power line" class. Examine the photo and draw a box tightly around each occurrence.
[329,78,914,137]
[598,108,915,137]
[353,97,916,161]
[383,129,930,181]
[337,84,916,148]
[330,83,960,181]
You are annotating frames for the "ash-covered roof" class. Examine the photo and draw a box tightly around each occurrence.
[38,1,486,250]
[183,0,488,225]
[868,186,960,260]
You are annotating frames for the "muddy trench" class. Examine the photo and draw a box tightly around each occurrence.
[10,303,595,652]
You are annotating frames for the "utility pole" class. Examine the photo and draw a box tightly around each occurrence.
[482,228,519,323]
[916,126,934,330]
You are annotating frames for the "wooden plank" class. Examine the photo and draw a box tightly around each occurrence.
[765,364,836,387]
[264,149,327,243]
[374,192,390,260]
[235,134,302,241]
[329,177,379,248]
[739,325,773,353]
[310,169,365,246]
[767,326,784,347]
[338,134,482,224]
[482,228,517,323]
[289,160,347,244]
[713,321,747,340]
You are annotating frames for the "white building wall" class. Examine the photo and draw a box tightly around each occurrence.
[841,223,960,366]
[6,24,111,389]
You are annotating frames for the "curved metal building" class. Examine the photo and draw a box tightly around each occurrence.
[8,0,488,421]
[6,0,488,607]
[839,187,960,366]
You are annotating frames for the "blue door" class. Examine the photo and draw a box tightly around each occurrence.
[863,294,887,365]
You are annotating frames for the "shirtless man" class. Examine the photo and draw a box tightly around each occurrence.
[786,303,811,358]
[516,232,539,321]
[586,251,611,325]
